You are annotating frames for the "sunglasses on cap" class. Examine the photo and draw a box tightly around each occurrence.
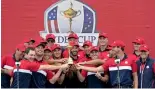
[17,49,25,53]
[133,42,141,45]
[47,39,55,43]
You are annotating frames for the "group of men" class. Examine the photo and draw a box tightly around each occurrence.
[1,32,155,88]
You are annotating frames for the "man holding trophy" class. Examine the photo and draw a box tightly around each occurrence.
[59,41,85,88]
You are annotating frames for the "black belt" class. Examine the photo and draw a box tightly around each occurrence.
[112,85,132,88]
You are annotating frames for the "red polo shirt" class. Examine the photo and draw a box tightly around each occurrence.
[102,54,137,86]
[2,54,16,70]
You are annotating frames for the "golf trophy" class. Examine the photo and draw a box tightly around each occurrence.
[60,2,81,33]
[67,43,73,65]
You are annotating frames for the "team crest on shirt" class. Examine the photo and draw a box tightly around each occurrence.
[125,61,128,64]
[146,66,149,69]
[40,0,99,46]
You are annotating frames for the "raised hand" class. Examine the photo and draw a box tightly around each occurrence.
[95,71,102,79]
[59,58,67,63]
[70,64,78,72]
[62,67,69,74]
[75,63,82,70]
[61,63,69,69]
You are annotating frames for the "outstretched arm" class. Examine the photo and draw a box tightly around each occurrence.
[39,64,69,70]
[76,64,104,72]
[57,68,69,85]
[79,59,105,66]
[45,58,67,64]
[95,72,109,82]
[49,69,63,84]
[1,68,12,76]
[77,70,85,82]
[29,62,69,71]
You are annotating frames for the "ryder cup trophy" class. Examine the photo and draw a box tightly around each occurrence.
[61,2,81,33]
[67,44,73,65]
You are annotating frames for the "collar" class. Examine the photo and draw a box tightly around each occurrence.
[35,58,43,63]
[115,53,128,61]
[85,54,90,59]
[133,51,140,57]
[12,53,21,62]
[99,45,108,52]
[71,55,78,61]
[140,57,150,64]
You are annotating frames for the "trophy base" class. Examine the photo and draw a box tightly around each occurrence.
[68,61,74,65]
[67,57,73,65]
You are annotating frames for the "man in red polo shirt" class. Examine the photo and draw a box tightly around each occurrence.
[62,41,85,88]
[98,33,110,59]
[78,40,92,62]
[1,44,26,88]
[63,33,84,58]
[131,37,145,62]
[62,33,81,57]
[77,46,108,88]
[78,45,116,66]
[30,40,62,88]
[68,33,78,42]
[45,34,56,48]
[76,40,138,88]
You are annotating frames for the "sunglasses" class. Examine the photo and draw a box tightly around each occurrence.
[134,43,140,45]
[47,39,55,43]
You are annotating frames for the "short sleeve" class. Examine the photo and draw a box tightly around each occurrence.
[102,60,109,73]
[9,66,16,77]
[28,61,40,71]
[81,70,87,78]
[47,71,54,80]
[78,51,85,59]
[63,49,69,58]
[1,56,7,68]
[131,61,137,73]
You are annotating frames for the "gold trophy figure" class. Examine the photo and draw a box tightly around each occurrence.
[60,2,81,33]
[67,44,73,65]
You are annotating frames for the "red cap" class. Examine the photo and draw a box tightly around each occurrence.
[46,34,55,40]
[44,46,52,51]
[26,45,35,48]
[111,40,125,47]
[99,33,108,38]
[34,40,45,48]
[69,41,79,47]
[83,40,92,47]
[16,44,26,51]
[68,33,78,39]
[23,38,35,43]
[51,44,61,51]
[90,46,99,52]
[106,45,112,50]
[132,37,145,45]
[140,44,149,52]
[23,38,30,43]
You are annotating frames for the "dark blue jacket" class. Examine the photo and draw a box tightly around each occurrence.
[136,57,155,88]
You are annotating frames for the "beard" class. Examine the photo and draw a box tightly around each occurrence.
[71,51,78,56]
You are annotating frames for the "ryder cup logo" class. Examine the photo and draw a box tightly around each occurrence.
[40,0,99,46]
